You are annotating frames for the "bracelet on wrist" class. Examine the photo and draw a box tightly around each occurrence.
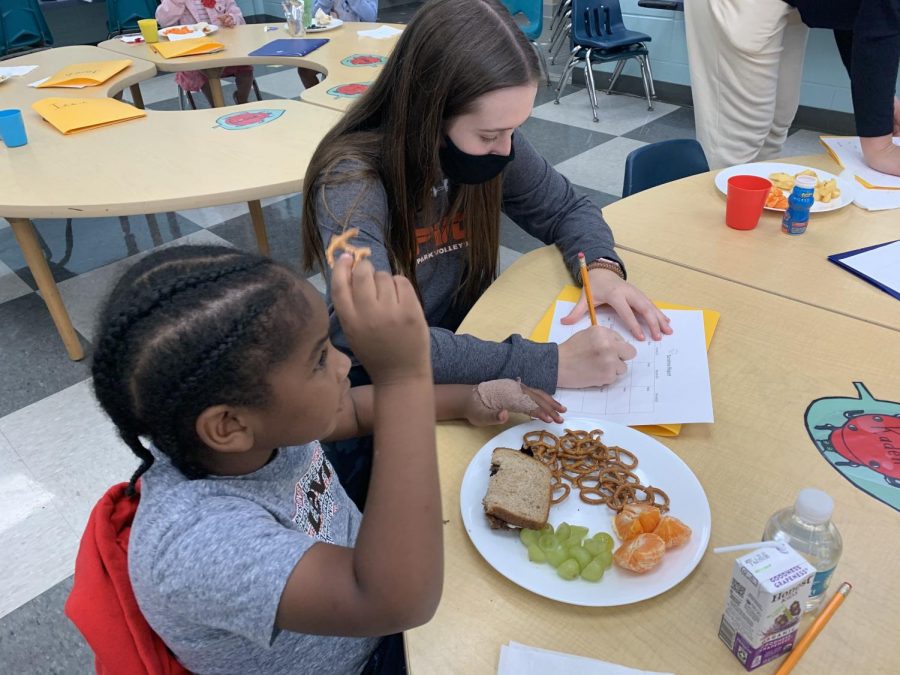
[585,258,625,280]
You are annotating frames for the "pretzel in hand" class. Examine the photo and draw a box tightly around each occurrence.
[325,228,371,269]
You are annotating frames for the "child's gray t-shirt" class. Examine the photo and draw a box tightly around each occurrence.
[129,442,379,675]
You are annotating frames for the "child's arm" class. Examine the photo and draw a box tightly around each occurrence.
[155,0,188,27]
[326,380,565,441]
[275,256,443,636]
[220,0,246,26]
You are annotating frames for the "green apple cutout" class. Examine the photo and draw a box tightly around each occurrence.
[804,382,900,512]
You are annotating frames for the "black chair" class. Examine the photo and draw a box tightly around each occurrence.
[622,139,709,198]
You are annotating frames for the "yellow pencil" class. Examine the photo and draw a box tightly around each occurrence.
[577,252,598,327]
[775,582,852,675]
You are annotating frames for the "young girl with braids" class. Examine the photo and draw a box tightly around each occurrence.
[90,244,561,674]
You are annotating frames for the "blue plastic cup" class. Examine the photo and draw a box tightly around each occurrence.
[0,109,28,148]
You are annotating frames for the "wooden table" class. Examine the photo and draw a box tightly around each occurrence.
[406,245,900,673]
[1,47,342,360]
[97,22,401,111]
[603,154,899,332]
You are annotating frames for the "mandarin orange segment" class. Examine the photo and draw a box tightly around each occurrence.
[653,515,692,549]
[613,503,659,541]
[613,533,666,573]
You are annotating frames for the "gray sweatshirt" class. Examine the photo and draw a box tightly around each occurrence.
[314,131,623,393]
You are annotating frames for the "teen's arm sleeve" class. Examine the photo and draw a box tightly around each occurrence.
[313,163,561,393]
[501,132,626,282]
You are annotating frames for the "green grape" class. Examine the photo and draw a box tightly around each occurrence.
[580,560,606,582]
[563,535,583,549]
[583,539,604,557]
[541,523,555,535]
[569,525,589,541]
[555,522,571,541]
[545,546,568,568]
[592,532,615,551]
[557,558,580,580]
[519,528,539,547]
[538,533,558,551]
[594,550,613,569]
[527,544,547,563]
[568,545,592,570]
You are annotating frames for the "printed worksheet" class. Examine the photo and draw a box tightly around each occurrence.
[548,302,714,425]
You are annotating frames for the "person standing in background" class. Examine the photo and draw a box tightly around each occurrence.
[787,0,900,176]
[684,0,808,169]
[298,0,379,89]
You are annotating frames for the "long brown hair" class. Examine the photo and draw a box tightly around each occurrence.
[301,0,540,307]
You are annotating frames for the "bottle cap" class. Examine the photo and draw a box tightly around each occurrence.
[795,175,816,188]
[794,488,833,524]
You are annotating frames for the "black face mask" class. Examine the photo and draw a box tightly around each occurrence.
[439,133,516,185]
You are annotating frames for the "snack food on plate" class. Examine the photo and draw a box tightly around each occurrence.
[314,8,332,25]
[483,448,551,530]
[612,532,666,573]
[765,186,788,210]
[768,172,795,191]
[325,228,371,268]
[767,169,841,205]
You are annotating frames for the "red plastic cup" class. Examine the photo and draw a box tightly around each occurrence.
[725,175,772,230]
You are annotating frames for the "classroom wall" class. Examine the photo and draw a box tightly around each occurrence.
[589,0,900,114]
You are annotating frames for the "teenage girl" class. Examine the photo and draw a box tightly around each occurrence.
[301,0,671,504]
[90,245,559,674]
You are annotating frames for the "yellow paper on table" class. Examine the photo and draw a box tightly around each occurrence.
[150,37,225,58]
[530,285,720,437]
[36,60,132,88]
[31,98,146,135]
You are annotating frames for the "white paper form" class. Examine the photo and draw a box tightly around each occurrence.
[839,241,900,295]
[547,302,714,425]
[498,641,673,675]
[821,136,900,190]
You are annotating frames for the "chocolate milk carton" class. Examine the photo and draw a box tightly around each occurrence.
[718,545,815,671]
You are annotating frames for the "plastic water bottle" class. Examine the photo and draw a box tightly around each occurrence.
[303,0,313,29]
[781,175,816,235]
[762,488,842,612]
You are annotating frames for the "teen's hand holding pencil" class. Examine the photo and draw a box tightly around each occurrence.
[562,253,672,341]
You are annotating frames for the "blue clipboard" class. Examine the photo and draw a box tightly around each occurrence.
[248,39,329,58]
[827,240,900,300]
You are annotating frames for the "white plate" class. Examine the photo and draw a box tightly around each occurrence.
[0,74,9,85]
[715,162,853,213]
[159,22,218,39]
[306,18,343,32]
[460,418,711,607]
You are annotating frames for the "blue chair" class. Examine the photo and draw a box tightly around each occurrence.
[555,0,656,121]
[106,0,157,38]
[0,0,53,55]
[500,0,550,86]
[622,139,709,198]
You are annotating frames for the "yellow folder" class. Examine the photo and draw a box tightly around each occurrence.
[36,60,132,88]
[150,37,225,58]
[31,98,147,135]
[530,285,720,437]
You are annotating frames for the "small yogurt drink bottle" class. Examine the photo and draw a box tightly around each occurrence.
[762,488,843,611]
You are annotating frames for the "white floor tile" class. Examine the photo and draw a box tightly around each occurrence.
[0,381,140,538]
[130,72,179,105]
[176,194,296,229]
[0,431,79,619]
[56,229,234,342]
[0,259,32,305]
[254,66,306,100]
[553,136,648,197]
[776,129,829,160]
[531,88,679,136]
[498,245,522,275]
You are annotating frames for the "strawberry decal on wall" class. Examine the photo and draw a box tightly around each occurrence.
[214,109,285,130]
[340,54,387,67]
[805,382,900,512]
[326,82,371,99]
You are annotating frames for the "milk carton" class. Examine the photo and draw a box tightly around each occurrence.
[718,545,815,671]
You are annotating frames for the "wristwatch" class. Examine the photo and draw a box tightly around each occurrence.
[586,257,626,280]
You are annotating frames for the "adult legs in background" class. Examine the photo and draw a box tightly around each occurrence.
[232,69,254,104]
[685,0,808,168]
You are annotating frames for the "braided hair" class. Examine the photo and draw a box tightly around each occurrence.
[92,245,312,495]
